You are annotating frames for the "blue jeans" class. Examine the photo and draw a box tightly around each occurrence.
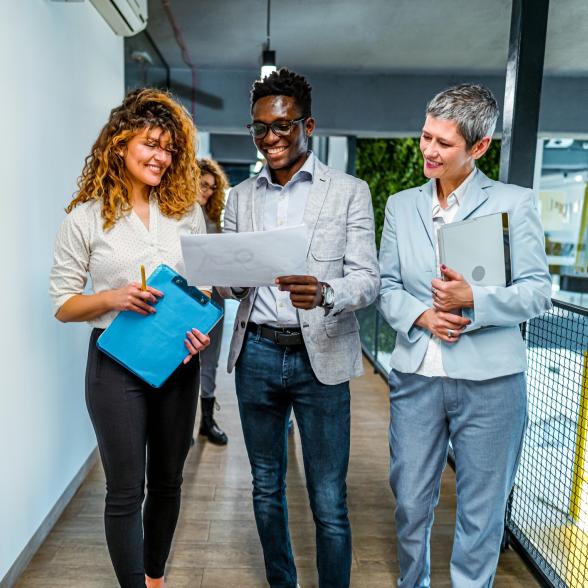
[388,369,528,588]
[235,329,352,588]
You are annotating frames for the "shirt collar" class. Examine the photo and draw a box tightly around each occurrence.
[432,166,477,210]
[257,151,315,188]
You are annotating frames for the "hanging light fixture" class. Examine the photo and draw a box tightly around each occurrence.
[260,0,277,79]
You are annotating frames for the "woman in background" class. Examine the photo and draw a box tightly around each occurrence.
[195,157,230,445]
[50,89,210,588]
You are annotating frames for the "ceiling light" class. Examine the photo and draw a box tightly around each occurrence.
[261,49,277,79]
[260,0,277,79]
[545,138,574,149]
[574,174,584,182]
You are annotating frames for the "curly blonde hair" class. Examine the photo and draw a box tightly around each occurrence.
[198,158,229,231]
[66,88,199,230]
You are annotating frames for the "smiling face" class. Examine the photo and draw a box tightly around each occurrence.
[251,95,314,182]
[419,116,474,184]
[122,126,173,194]
[420,115,490,186]
[197,173,216,205]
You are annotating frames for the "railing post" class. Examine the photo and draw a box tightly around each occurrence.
[570,351,588,527]
[561,351,588,587]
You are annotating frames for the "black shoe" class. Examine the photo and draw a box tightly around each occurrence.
[199,397,228,445]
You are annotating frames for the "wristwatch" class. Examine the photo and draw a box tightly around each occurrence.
[320,282,335,315]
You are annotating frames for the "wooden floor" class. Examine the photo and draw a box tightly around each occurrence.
[16,304,540,587]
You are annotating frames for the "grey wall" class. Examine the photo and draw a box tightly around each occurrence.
[172,68,588,138]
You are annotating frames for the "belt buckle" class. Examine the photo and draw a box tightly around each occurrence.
[276,330,300,346]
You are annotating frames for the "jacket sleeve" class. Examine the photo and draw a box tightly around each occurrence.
[378,196,430,342]
[328,180,380,314]
[466,190,552,328]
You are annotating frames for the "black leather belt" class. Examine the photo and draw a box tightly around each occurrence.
[247,322,304,346]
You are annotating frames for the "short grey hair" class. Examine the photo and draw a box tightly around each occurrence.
[426,84,499,149]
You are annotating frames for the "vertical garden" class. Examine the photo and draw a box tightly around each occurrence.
[355,138,501,247]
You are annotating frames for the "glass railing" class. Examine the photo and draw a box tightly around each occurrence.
[359,300,588,588]
[356,304,396,378]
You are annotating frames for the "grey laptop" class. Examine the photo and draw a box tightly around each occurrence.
[438,212,511,287]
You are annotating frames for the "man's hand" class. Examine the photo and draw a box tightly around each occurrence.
[275,275,322,310]
[431,265,474,313]
[415,308,471,343]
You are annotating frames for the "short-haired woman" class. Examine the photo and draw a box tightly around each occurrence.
[195,157,229,444]
[379,84,552,587]
[50,89,211,588]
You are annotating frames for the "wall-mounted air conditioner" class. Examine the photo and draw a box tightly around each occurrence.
[90,0,148,37]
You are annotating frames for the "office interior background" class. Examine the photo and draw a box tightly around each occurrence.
[2,1,588,587]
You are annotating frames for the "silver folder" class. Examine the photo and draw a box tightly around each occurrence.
[438,212,511,287]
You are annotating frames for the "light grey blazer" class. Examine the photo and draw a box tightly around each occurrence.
[379,170,552,381]
[221,158,380,386]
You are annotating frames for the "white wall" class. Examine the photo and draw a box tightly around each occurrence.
[0,1,124,580]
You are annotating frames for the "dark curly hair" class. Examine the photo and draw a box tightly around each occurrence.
[250,68,312,117]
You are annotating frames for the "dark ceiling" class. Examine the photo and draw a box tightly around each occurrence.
[146,0,588,75]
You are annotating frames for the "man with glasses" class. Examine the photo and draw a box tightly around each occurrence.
[221,69,379,587]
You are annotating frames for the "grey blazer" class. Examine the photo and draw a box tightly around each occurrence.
[221,158,380,386]
[379,170,552,381]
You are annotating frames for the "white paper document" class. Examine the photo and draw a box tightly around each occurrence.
[180,224,308,287]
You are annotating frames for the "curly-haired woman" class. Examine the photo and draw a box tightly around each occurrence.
[50,89,211,588]
[194,158,230,444]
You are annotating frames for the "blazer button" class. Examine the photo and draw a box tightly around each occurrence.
[240,321,246,328]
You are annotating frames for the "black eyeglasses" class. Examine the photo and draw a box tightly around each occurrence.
[247,117,306,139]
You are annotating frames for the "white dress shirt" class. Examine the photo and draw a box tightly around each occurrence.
[415,168,477,377]
[50,194,209,329]
[249,153,315,327]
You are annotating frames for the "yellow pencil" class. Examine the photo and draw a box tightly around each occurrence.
[140,264,147,291]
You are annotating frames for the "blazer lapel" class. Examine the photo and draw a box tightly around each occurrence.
[251,180,266,232]
[302,160,330,256]
[453,170,492,222]
[416,180,435,250]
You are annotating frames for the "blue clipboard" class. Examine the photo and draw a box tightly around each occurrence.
[96,264,223,388]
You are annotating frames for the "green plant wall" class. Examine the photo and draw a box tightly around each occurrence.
[356,138,501,247]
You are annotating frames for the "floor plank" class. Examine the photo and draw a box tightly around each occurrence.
[15,302,540,587]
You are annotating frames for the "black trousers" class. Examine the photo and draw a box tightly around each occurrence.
[85,329,199,587]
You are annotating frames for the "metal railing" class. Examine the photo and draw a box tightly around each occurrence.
[358,300,588,588]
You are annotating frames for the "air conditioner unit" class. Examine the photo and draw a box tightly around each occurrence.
[90,0,148,37]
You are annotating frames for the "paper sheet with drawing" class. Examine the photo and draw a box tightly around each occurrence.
[180,224,308,287]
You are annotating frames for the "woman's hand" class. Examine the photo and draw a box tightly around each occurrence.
[431,265,474,313]
[183,328,211,364]
[415,308,471,343]
[108,283,163,315]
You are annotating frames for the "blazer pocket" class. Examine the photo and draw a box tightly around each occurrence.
[324,316,359,337]
[311,248,345,262]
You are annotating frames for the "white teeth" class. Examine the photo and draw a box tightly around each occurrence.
[267,147,287,154]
